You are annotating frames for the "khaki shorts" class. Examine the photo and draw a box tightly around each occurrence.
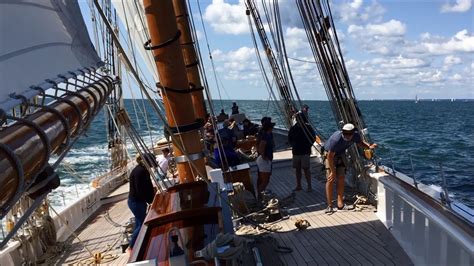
[292,154,310,169]
[324,153,346,181]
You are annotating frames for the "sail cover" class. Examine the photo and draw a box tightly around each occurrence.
[0,0,102,108]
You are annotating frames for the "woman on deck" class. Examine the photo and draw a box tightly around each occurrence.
[256,117,275,198]
[127,153,156,251]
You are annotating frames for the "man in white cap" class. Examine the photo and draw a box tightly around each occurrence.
[323,123,377,214]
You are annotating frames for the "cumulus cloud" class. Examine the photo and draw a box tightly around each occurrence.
[335,0,385,23]
[415,30,474,55]
[203,0,248,35]
[347,20,407,55]
[444,55,462,66]
[284,27,311,55]
[440,0,473,13]
[211,47,261,80]
[377,56,429,69]
[198,1,472,99]
[348,20,406,37]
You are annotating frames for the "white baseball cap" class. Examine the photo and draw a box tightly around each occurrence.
[342,123,355,131]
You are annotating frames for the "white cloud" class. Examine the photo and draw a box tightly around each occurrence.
[198,1,473,99]
[450,73,463,80]
[350,0,363,9]
[284,27,310,55]
[417,70,445,83]
[347,20,406,55]
[418,30,474,55]
[336,0,385,23]
[443,55,462,66]
[212,46,260,80]
[441,0,473,13]
[378,56,429,69]
[203,0,248,35]
[348,20,406,37]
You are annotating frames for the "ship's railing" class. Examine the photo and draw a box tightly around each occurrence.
[373,169,473,265]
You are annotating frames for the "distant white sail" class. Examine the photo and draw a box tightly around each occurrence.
[112,0,159,83]
[0,0,102,106]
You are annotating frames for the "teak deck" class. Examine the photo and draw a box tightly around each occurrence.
[49,150,411,265]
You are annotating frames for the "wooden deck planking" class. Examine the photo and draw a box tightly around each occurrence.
[50,149,411,265]
[262,156,413,266]
[47,199,132,265]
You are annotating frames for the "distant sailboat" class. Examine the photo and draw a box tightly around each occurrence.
[415,95,419,103]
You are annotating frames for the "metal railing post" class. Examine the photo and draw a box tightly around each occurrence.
[410,155,418,189]
[439,163,451,208]
[389,150,396,175]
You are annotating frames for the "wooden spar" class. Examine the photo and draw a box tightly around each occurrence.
[0,77,114,211]
[172,0,207,121]
[143,0,206,183]
[129,1,221,263]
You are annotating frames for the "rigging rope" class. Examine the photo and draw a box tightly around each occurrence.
[195,0,224,109]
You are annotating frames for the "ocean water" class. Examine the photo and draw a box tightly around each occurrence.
[51,99,474,209]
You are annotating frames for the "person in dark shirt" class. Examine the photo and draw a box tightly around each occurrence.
[323,123,377,214]
[217,109,228,122]
[214,138,240,168]
[242,119,258,137]
[256,117,275,197]
[231,102,239,114]
[301,104,309,118]
[288,113,316,192]
[128,153,156,250]
[218,119,236,149]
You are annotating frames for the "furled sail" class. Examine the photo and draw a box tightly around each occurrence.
[0,0,102,109]
[111,0,159,82]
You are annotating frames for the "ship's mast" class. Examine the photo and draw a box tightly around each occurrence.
[173,0,207,121]
[142,0,207,183]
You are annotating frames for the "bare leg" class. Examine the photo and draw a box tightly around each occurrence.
[294,167,302,190]
[337,175,345,208]
[303,168,311,190]
[325,174,335,207]
[257,172,271,193]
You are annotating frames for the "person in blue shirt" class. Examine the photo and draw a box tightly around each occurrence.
[218,119,237,149]
[214,138,240,168]
[324,123,377,214]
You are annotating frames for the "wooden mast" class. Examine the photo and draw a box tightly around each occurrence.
[173,0,207,121]
[143,0,206,183]
[129,2,222,263]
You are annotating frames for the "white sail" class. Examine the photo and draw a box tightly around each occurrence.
[0,0,102,107]
[112,0,159,83]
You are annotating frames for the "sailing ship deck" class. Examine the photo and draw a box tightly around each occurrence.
[47,150,411,265]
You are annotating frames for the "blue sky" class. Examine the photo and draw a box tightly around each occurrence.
[83,0,474,100]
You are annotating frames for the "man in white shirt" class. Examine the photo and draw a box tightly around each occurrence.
[157,148,171,177]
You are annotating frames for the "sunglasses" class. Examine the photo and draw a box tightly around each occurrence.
[342,131,354,136]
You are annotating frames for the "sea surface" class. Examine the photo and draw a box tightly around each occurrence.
[50,99,474,209]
